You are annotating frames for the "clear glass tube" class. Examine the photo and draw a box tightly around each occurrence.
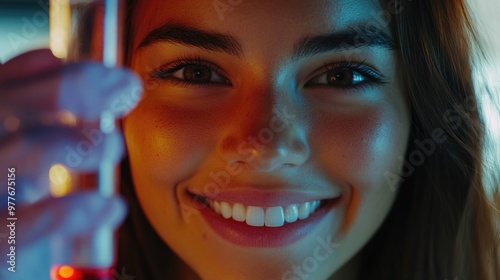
[49,1,124,279]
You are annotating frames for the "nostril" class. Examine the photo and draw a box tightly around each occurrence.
[218,119,310,172]
[220,137,310,172]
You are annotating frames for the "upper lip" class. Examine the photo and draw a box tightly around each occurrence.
[187,187,342,207]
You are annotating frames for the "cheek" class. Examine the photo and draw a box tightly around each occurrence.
[310,105,408,233]
[123,98,219,180]
[311,106,408,189]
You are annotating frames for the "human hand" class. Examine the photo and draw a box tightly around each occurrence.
[0,49,142,279]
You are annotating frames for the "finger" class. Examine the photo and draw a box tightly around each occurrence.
[0,49,62,84]
[0,192,127,254]
[0,125,125,203]
[0,125,125,171]
[58,63,144,119]
[1,62,143,122]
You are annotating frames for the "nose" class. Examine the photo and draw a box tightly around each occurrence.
[219,88,310,172]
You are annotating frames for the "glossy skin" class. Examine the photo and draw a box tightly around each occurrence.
[123,0,410,279]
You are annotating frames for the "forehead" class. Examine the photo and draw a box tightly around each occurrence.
[131,0,389,50]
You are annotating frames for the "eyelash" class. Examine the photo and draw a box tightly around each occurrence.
[151,56,230,87]
[306,60,387,91]
[150,56,387,91]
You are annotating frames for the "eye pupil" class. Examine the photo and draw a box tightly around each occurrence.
[327,69,354,86]
[184,65,211,82]
[331,72,344,81]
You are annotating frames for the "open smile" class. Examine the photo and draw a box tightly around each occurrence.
[195,195,326,227]
[186,190,342,247]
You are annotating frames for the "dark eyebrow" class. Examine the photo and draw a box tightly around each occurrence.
[292,26,397,60]
[137,22,396,59]
[137,22,243,57]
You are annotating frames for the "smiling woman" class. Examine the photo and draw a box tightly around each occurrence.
[122,0,408,279]
[0,0,500,280]
[109,0,500,280]
[1,0,498,279]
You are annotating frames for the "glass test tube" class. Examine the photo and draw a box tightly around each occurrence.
[49,0,123,279]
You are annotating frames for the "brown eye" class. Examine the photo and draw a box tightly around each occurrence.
[310,69,365,87]
[183,65,212,83]
[168,63,229,85]
[304,61,386,90]
[326,69,355,86]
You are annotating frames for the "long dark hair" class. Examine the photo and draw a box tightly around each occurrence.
[118,0,500,279]
[360,0,500,279]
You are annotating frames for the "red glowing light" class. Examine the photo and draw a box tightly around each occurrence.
[51,265,112,280]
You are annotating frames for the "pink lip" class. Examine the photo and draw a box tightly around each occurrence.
[186,190,341,247]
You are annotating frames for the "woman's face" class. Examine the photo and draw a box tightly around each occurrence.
[124,0,410,279]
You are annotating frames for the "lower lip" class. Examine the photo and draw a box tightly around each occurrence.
[190,195,339,248]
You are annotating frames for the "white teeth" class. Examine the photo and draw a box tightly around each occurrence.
[232,203,246,222]
[214,201,221,214]
[206,198,323,227]
[311,200,320,214]
[246,206,265,226]
[265,206,285,227]
[298,202,311,220]
[284,204,299,223]
[220,202,232,219]
[309,202,316,214]
[315,200,321,210]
